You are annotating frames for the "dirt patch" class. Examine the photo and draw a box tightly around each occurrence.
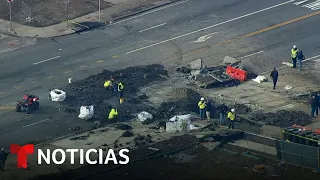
[30,134,320,180]
[249,110,312,127]
[61,64,167,121]
[0,0,112,27]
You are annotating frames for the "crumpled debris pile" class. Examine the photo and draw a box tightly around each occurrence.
[61,64,168,120]
[250,110,312,127]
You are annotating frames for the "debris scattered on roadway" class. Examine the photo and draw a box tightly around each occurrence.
[69,127,82,131]
[121,130,134,137]
[133,134,153,146]
[92,121,101,129]
[285,85,293,90]
[137,111,153,122]
[250,110,312,127]
[69,134,90,141]
[252,75,268,83]
[115,123,132,130]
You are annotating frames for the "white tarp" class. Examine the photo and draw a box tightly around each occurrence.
[252,75,268,83]
[50,89,66,102]
[78,105,94,120]
[137,111,153,122]
[169,114,191,122]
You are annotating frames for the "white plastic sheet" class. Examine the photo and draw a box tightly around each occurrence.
[78,105,94,120]
[169,114,191,122]
[252,75,267,83]
[50,89,66,102]
[137,111,153,122]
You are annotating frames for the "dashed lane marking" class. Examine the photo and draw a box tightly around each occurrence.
[63,70,72,74]
[14,86,22,89]
[96,60,104,63]
[23,119,51,128]
[0,106,14,110]
[46,75,55,79]
[112,55,120,58]
[33,56,61,65]
[237,51,264,59]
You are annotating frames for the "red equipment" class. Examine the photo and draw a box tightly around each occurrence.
[16,94,40,114]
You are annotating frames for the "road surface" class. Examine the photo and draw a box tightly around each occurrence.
[0,0,320,148]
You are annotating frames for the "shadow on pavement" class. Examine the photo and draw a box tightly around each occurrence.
[71,21,105,34]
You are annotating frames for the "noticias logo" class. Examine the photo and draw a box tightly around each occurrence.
[10,144,130,169]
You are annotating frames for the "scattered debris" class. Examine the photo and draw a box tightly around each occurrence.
[70,134,90,141]
[285,85,293,90]
[115,123,132,130]
[252,75,268,83]
[69,127,82,131]
[49,89,66,102]
[137,111,153,122]
[148,147,159,151]
[122,130,134,137]
[133,134,154,146]
[92,121,101,129]
[250,110,312,127]
[78,105,94,120]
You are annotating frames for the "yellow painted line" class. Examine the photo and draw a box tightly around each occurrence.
[96,60,104,63]
[63,70,72,74]
[0,106,14,110]
[112,55,120,58]
[170,11,320,60]
[14,86,22,89]
[79,65,89,70]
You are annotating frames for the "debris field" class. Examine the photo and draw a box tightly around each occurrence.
[59,64,312,128]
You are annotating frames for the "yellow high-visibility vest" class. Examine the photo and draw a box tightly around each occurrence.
[198,101,206,109]
[118,83,124,91]
[291,49,298,58]
[104,80,112,88]
[228,112,235,121]
[108,108,118,119]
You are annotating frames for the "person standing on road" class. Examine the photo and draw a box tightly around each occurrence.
[198,97,206,121]
[206,100,213,122]
[118,81,124,98]
[0,148,8,171]
[310,96,318,117]
[108,106,118,122]
[315,92,320,115]
[291,45,299,68]
[227,109,236,129]
[297,49,305,71]
[270,67,279,89]
[220,104,228,125]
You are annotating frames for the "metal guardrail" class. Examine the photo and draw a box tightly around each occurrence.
[241,131,320,172]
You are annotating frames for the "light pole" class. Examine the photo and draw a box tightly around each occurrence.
[66,0,70,30]
[8,0,13,31]
[99,0,101,21]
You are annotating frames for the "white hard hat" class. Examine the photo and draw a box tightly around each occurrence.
[200,97,205,101]
[231,109,235,112]
[293,45,296,48]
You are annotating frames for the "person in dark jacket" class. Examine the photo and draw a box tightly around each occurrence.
[206,100,213,122]
[311,96,318,117]
[315,92,320,115]
[270,67,279,89]
[220,104,228,125]
[297,49,305,71]
[0,148,8,171]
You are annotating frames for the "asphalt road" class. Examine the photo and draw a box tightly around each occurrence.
[0,0,320,148]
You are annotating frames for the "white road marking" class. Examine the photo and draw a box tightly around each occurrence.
[238,51,264,59]
[110,0,190,26]
[302,0,320,10]
[23,119,51,128]
[190,32,218,43]
[260,54,320,74]
[125,0,295,54]
[294,0,309,5]
[33,56,61,65]
[139,23,166,32]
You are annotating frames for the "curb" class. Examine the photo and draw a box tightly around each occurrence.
[46,0,184,38]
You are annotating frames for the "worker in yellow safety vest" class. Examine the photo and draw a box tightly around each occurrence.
[118,82,124,98]
[104,79,113,90]
[198,97,206,121]
[227,109,236,129]
[291,45,298,68]
[108,106,118,122]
